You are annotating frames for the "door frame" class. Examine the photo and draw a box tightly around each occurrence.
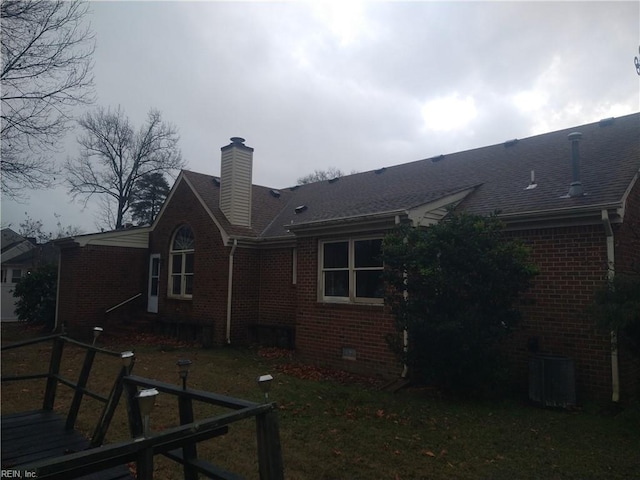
[147,254,160,313]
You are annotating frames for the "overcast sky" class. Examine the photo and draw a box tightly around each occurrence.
[2,0,639,235]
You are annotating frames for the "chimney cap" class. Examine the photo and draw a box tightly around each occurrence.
[230,137,246,145]
[567,132,582,141]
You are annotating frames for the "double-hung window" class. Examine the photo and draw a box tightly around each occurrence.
[320,237,384,303]
[169,225,194,298]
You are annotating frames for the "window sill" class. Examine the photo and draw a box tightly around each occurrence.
[319,299,384,307]
[167,295,193,301]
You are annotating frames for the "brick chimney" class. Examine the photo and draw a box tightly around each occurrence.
[220,137,253,227]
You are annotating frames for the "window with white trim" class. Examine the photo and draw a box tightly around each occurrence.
[11,269,22,284]
[169,225,194,298]
[320,237,384,303]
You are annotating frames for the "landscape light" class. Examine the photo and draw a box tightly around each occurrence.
[137,388,159,438]
[257,374,273,402]
[176,359,192,390]
[121,351,134,369]
[92,326,103,346]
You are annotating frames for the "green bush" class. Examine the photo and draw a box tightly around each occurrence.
[382,212,538,396]
[13,263,58,329]
[594,273,640,358]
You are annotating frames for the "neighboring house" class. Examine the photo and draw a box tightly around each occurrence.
[1,228,57,321]
[55,113,640,401]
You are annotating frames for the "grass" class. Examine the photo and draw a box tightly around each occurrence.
[2,323,639,480]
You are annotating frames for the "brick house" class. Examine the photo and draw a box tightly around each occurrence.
[55,113,640,401]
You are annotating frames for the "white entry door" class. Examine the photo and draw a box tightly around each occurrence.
[147,254,160,313]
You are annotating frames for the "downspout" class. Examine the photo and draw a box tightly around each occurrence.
[226,238,238,344]
[602,209,619,402]
[396,214,409,378]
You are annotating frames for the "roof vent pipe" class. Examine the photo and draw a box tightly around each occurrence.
[567,132,584,197]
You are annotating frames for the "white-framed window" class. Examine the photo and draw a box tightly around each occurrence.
[169,225,194,298]
[319,237,384,304]
[11,269,22,284]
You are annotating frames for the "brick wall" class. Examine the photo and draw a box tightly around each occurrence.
[229,247,260,345]
[151,180,230,345]
[295,236,400,379]
[292,219,636,400]
[58,244,147,341]
[258,247,297,326]
[505,224,614,401]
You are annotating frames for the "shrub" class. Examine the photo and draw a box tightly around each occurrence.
[382,212,538,396]
[13,263,58,330]
[593,273,640,358]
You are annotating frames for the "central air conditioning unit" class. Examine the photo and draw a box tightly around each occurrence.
[529,354,576,408]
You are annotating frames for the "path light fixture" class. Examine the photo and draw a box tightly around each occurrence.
[121,351,134,370]
[92,326,103,346]
[137,388,159,438]
[176,359,192,390]
[257,374,273,402]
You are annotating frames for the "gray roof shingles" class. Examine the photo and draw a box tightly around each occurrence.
[185,113,639,241]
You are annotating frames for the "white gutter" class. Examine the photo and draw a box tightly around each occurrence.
[602,209,620,402]
[226,239,238,344]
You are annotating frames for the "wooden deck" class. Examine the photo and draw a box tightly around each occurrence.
[2,331,285,480]
[2,411,133,480]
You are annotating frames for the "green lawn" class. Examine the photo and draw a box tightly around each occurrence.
[1,323,638,480]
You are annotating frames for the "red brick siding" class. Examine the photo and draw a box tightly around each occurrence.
[505,225,613,401]
[258,247,297,327]
[150,180,265,346]
[293,221,635,400]
[229,247,260,344]
[150,180,230,344]
[58,245,147,340]
[295,236,400,379]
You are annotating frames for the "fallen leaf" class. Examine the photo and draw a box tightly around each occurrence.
[423,450,436,457]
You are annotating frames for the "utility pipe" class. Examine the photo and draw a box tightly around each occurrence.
[395,214,410,378]
[602,209,620,402]
[226,239,238,344]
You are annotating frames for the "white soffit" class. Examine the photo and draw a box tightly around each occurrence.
[407,188,476,227]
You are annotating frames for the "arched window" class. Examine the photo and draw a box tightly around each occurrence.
[170,225,194,298]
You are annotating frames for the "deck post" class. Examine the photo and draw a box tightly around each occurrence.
[124,380,143,438]
[178,395,198,480]
[136,447,154,480]
[255,406,284,480]
[65,347,97,431]
[42,336,65,411]
[90,359,135,448]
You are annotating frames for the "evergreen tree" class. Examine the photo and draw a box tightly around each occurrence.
[130,172,170,225]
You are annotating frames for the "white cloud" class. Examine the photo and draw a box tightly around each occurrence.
[421,94,478,133]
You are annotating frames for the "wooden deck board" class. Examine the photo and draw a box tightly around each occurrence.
[1,411,133,480]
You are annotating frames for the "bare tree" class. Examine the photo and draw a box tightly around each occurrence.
[66,106,184,230]
[297,167,345,185]
[17,213,84,243]
[1,0,95,199]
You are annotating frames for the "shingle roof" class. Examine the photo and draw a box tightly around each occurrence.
[181,170,295,238]
[185,113,640,241]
